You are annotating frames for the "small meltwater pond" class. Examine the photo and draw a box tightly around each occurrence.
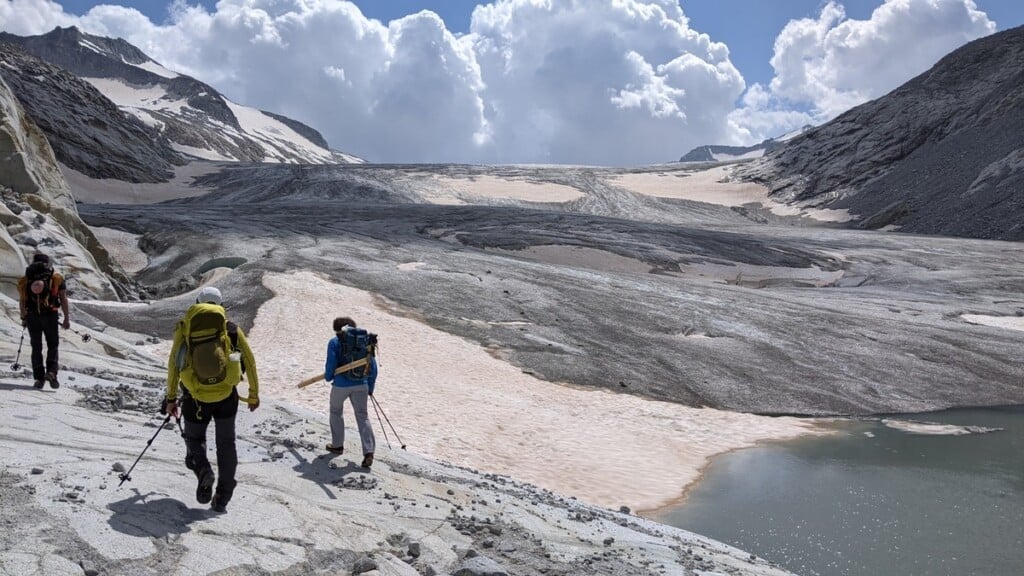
[656,405,1024,576]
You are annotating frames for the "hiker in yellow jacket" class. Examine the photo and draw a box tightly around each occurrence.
[165,286,259,513]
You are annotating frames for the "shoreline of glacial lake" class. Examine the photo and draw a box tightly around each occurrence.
[656,405,1024,576]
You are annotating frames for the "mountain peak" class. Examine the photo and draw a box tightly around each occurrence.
[0,29,363,175]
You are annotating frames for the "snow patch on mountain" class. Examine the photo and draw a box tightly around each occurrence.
[1,27,363,171]
[711,149,766,162]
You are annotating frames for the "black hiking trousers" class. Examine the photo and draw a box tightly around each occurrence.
[26,311,59,380]
[181,388,239,501]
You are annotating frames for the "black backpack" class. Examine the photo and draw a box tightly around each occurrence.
[24,261,61,310]
[337,327,377,380]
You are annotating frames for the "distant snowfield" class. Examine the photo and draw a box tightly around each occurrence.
[83,77,179,110]
[712,149,765,162]
[422,174,585,204]
[223,100,334,164]
[80,77,351,164]
[610,166,853,223]
[130,59,179,79]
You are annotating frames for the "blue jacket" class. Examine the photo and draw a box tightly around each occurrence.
[325,335,378,393]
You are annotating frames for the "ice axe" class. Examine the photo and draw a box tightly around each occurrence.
[296,357,372,388]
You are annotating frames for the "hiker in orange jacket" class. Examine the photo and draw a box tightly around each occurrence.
[17,253,70,389]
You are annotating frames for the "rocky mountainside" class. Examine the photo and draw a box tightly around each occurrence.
[0,71,132,301]
[736,25,1024,240]
[0,42,184,183]
[0,27,361,179]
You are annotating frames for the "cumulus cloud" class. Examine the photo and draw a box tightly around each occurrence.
[0,0,1002,163]
[469,0,744,164]
[728,0,995,145]
[768,0,995,118]
[1,0,746,164]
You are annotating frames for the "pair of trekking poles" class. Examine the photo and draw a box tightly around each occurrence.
[297,365,405,449]
[117,395,406,487]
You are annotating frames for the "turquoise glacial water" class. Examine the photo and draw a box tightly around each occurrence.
[657,406,1024,576]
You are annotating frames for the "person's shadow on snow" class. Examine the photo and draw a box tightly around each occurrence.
[288,446,365,500]
[107,489,213,538]
[0,381,53,391]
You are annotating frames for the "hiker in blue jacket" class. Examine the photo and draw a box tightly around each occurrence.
[324,316,377,469]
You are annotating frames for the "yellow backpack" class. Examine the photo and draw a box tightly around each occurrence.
[179,303,233,385]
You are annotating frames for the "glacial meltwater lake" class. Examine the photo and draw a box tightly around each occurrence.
[657,405,1024,576]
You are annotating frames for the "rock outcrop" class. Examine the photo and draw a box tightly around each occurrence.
[0,371,796,576]
[0,71,130,301]
[0,41,184,183]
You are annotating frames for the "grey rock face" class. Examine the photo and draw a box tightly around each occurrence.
[0,42,183,183]
[0,26,155,83]
[0,73,131,300]
[736,25,1024,240]
[0,26,361,170]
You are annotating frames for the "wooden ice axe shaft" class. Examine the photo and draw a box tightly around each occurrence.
[296,358,370,388]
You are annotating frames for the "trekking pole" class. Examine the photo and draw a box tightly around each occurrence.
[65,325,92,342]
[118,414,175,487]
[370,395,406,450]
[370,396,392,450]
[10,327,26,371]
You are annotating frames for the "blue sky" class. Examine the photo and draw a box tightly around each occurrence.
[5,1,1020,164]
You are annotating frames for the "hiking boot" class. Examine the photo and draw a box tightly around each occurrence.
[210,492,228,513]
[360,453,374,469]
[195,468,215,504]
[45,372,59,389]
[211,482,234,513]
[325,444,343,455]
[33,379,45,389]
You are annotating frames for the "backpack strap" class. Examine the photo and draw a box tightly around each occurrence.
[226,321,246,375]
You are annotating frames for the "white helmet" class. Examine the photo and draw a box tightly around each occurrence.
[196,286,223,305]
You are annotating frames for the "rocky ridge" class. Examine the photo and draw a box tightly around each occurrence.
[0,27,362,176]
[0,41,184,183]
[735,25,1024,240]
